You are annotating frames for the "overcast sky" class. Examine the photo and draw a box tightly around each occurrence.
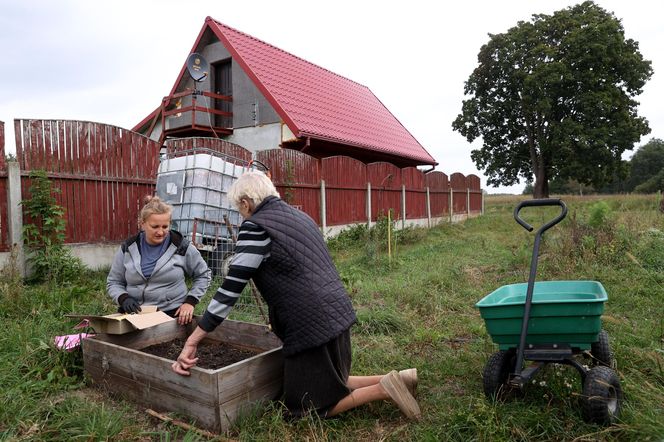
[1,0,661,194]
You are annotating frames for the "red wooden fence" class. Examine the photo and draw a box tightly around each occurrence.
[0,121,8,251]
[256,149,321,223]
[15,119,161,243]
[450,172,468,214]
[426,171,450,217]
[368,162,402,221]
[322,156,367,225]
[9,119,482,246]
[258,149,482,226]
[403,167,427,219]
[467,174,482,213]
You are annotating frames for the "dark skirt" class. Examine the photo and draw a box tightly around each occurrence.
[282,328,352,418]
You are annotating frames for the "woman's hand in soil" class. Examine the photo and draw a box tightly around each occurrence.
[175,303,195,325]
[172,343,199,376]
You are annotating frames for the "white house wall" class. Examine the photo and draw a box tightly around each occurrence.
[226,122,282,153]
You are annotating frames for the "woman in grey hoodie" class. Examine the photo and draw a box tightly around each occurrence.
[106,196,211,325]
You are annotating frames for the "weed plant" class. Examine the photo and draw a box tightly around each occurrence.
[0,195,662,440]
[21,170,85,284]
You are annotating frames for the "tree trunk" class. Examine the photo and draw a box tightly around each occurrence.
[532,169,549,198]
[527,129,549,198]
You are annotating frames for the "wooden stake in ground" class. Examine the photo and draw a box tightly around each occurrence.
[146,408,235,441]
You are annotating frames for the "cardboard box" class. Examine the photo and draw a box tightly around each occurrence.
[67,306,174,334]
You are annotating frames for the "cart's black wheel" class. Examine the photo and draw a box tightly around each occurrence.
[591,330,614,368]
[581,366,622,425]
[483,350,516,400]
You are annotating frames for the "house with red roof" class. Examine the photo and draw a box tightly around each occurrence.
[134,17,436,168]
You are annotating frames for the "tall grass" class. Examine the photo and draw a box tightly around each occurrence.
[0,194,662,441]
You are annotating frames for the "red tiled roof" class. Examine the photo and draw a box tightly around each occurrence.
[135,18,436,165]
[207,18,436,165]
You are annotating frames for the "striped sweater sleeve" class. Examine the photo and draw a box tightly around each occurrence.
[198,221,270,332]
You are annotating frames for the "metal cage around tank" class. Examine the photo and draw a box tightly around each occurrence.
[156,147,270,327]
[156,148,249,272]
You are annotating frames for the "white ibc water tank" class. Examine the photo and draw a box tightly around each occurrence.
[156,151,248,245]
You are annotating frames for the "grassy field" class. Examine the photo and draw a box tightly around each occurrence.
[1,194,662,441]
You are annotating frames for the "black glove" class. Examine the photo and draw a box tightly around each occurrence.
[121,297,142,314]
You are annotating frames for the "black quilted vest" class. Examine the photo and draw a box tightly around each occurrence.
[249,196,356,356]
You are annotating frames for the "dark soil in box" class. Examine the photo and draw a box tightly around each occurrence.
[141,338,260,369]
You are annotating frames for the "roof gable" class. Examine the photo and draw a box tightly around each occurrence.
[138,17,436,165]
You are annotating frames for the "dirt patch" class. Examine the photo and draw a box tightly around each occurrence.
[141,338,260,370]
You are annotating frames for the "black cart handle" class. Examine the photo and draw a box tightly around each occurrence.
[514,198,568,234]
[510,198,568,382]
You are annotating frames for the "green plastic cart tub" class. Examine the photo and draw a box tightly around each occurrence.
[476,280,607,350]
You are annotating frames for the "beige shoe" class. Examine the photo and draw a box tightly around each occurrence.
[399,368,418,398]
[380,370,421,420]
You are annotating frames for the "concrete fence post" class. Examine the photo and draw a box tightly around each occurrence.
[449,188,453,223]
[320,179,326,235]
[482,190,485,215]
[467,188,470,217]
[367,182,372,228]
[401,184,406,229]
[7,161,25,277]
[426,186,431,228]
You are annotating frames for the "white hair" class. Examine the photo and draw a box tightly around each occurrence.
[228,170,280,208]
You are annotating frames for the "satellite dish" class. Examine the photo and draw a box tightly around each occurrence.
[186,53,209,82]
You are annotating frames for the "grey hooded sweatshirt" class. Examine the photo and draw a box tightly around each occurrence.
[106,230,211,312]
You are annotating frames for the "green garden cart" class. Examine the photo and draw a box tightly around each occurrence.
[476,199,622,425]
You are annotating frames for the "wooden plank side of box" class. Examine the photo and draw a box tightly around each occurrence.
[218,377,283,432]
[85,363,221,431]
[83,338,218,402]
[83,318,284,434]
[83,338,221,430]
[207,319,282,350]
[217,347,283,401]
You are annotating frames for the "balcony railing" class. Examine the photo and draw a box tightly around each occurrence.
[158,89,233,142]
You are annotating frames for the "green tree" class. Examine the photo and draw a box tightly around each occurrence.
[597,168,629,194]
[627,138,664,191]
[634,171,664,193]
[452,1,652,198]
[523,177,596,195]
[549,177,595,195]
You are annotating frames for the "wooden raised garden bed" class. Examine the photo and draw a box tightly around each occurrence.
[82,318,283,433]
